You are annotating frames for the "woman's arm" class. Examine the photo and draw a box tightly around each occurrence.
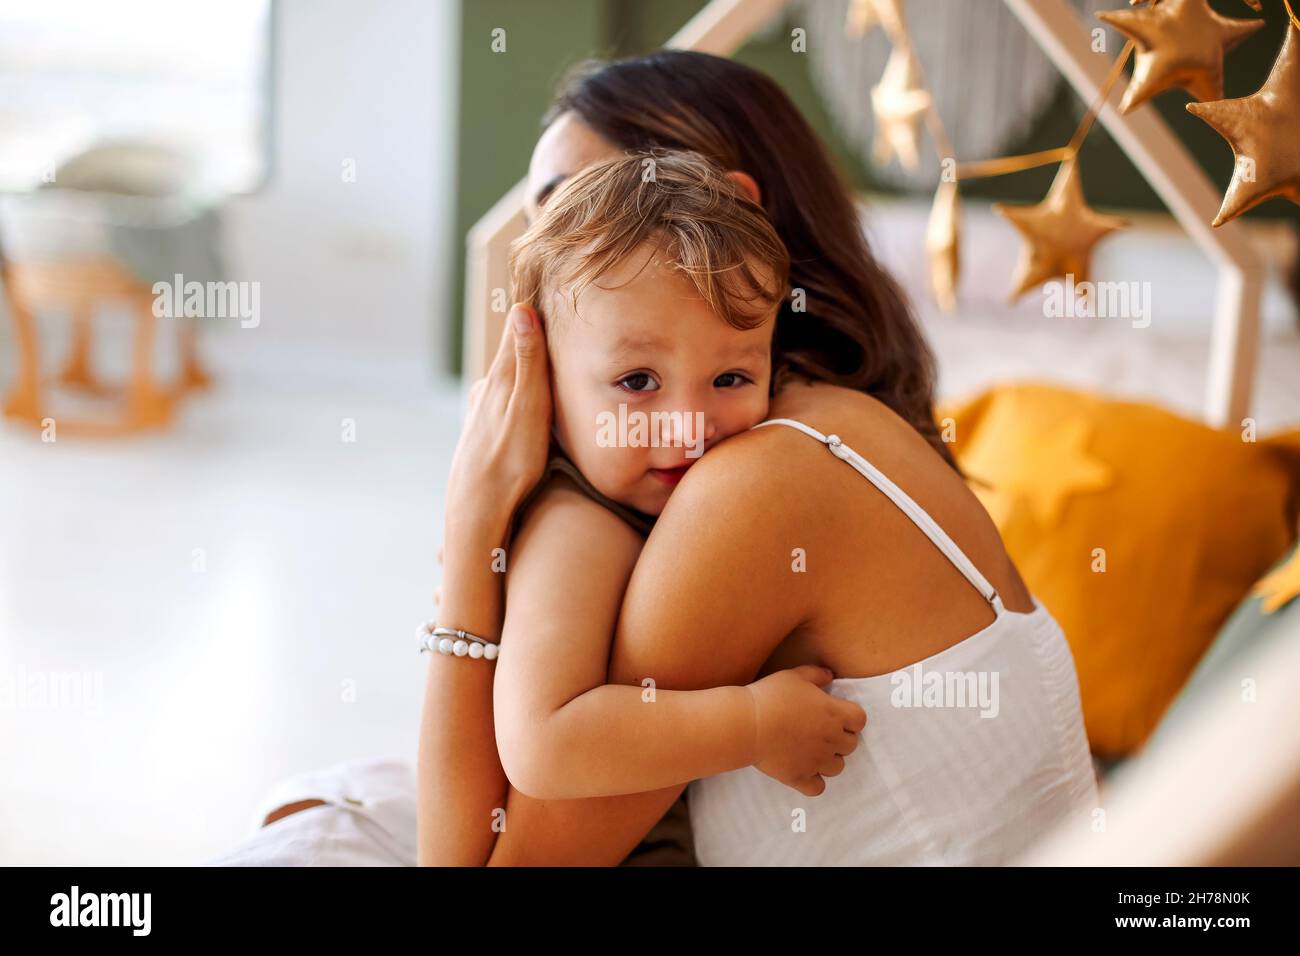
[416,306,551,866]
[416,511,511,866]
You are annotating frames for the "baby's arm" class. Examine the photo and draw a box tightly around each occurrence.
[492,476,858,801]
[493,477,747,798]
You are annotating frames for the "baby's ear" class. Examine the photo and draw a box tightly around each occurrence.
[724,170,761,205]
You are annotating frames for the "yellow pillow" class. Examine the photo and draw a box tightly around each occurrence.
[936,382,1300,758]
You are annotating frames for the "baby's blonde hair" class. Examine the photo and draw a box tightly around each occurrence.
[510,148,790,335]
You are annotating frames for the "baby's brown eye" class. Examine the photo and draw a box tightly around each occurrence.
[617,372,658,392]
[714,373,748,388]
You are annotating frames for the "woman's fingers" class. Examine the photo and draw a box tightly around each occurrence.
[444,306,551,542]
[507,304,549,412]
[484,304,548,421]
[484,310,519,394]
[491,306,517,365]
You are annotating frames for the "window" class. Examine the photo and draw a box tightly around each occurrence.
[0,0,273,194]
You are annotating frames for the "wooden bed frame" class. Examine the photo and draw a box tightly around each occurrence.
[462,0,1295,866]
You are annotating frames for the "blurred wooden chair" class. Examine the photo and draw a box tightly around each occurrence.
[1,252,210,436]
[1,142,217,437]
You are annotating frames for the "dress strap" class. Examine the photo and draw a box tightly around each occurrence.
[752,418,1005,614]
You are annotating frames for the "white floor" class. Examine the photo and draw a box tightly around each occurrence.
[0,343,463,865]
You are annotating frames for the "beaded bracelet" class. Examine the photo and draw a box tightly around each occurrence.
[416,621,499,660]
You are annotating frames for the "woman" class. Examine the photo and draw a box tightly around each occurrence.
[418,50,1097,866]
[231,50,1097,867]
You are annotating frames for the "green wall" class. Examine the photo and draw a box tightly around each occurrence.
[450,0,1299,371]
[451,0,610,371]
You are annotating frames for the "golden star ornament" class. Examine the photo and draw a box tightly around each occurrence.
[845,0,906,38]
[926,179,960,311]
[871,46,932,172]
[1097,0,1264,113]
[993,160,1129,302]
[1186,24,1300,225]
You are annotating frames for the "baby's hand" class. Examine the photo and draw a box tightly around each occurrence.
[744,665,867,796]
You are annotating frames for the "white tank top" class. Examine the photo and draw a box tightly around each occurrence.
[687,418,1100,865]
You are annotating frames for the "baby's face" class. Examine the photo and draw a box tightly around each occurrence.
[547,244,775,516]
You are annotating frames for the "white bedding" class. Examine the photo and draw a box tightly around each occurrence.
[864,194,1300,431]
[923,305,1300,432]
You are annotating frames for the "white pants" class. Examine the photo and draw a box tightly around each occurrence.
[203,756,419,867]
[204,755,697,866]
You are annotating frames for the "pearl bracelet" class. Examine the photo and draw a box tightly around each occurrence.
[416,621,499,660]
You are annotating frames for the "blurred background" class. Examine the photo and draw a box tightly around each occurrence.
[1,0,1297,865]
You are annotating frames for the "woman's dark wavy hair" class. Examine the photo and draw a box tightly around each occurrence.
[544,49,957,472]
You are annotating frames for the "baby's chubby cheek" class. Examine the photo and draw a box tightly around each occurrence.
[553,401,647,495]
[594,450,667,514]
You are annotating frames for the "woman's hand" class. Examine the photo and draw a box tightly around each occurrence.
[444,304,552,543]
[745,666,867,796]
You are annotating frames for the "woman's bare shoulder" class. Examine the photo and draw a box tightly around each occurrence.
[652,394,859,535]
[661,383,874,484]
[648,427,805,545]
[657,375,955,533]
[658,378,958,543]
[770,379,915,440]
[767,379,1033,610]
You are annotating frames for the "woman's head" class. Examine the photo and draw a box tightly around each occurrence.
[511,149,788,516]
[527,49,957,472]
